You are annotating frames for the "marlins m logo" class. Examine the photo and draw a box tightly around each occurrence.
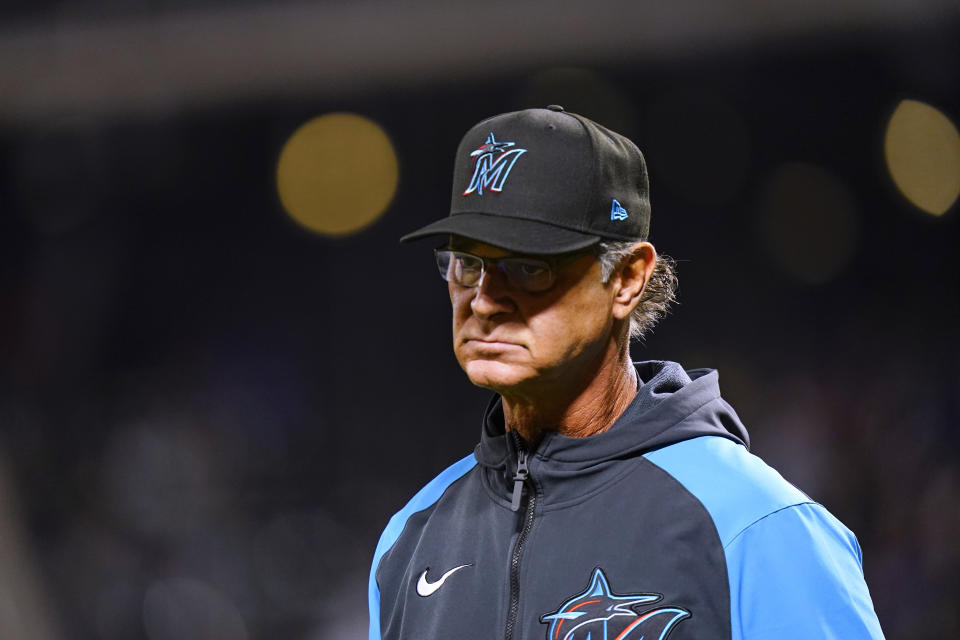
[463,133,527,195]
[540,568,690,640]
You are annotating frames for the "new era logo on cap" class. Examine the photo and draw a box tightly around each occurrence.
[611,199,629,221]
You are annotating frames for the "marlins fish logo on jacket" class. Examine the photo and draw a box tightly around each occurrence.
[540,568,690,640]
[463,133,527,196]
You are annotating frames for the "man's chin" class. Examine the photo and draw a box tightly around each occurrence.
[462,359,534,392]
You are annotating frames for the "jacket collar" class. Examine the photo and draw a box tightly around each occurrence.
[474,361,749,508]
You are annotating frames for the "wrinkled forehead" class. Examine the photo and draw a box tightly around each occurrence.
[447,234,588,260]
[447,235,516,258]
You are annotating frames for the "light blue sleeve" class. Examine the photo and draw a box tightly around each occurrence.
[645,436,884,640]
[367,454,477,640]
[726,502,885,640]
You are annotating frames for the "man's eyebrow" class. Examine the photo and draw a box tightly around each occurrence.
[446,238,529,259]
[449,240,494,254]
[446,235,471,251]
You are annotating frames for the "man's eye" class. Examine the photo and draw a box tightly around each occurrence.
[514,261,547,276]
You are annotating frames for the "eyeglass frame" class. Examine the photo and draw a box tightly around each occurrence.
[433,247,593,293]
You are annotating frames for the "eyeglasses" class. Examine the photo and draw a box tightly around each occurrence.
[434,248,588,293]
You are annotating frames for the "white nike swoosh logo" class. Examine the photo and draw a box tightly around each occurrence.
[416,564,472,597]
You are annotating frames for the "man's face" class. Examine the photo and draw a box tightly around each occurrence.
[448,238,618,396]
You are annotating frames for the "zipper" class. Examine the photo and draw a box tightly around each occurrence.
[505,433,537,640]
[510,445,529,511]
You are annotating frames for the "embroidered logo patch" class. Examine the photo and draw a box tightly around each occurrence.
[415,564,472,597]
[539,568,690,640]
[610,199,629,221]
[463,133,527,195]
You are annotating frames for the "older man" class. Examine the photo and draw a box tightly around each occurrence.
[368,106,884,640]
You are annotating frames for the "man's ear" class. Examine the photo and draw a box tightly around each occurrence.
[611,242,656,321]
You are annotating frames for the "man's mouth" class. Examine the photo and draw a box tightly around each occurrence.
[465,337,524,349]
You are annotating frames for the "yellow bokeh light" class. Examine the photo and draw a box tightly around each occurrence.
[276,113,398,235]
[884,99,960,216]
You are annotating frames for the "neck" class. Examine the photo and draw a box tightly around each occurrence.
[501,338,638,444]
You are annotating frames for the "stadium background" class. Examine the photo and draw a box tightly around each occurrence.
[0,2,958,638]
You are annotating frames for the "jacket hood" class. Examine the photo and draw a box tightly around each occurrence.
[474,360,750,508]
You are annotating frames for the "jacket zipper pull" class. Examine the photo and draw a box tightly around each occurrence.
[510,449,529,512]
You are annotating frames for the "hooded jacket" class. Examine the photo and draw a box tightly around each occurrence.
[368,361,884,640]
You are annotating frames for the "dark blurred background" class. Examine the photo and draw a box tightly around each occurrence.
[1,1,958,638]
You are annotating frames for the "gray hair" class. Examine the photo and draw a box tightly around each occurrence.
[596,240,678,340]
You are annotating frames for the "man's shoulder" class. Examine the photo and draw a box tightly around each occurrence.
[372,454,478,562]
[385,454,478,530]
[643,435,813,548]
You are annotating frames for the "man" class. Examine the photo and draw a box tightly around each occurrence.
[368,105,884,639]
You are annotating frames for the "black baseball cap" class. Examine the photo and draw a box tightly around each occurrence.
[400,105,651,255]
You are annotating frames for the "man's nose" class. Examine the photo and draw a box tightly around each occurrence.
[470,267,515,318]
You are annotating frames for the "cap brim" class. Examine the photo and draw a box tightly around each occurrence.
[399,212,600,255]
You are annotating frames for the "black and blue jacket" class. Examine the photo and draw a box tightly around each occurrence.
[368,361,884,639]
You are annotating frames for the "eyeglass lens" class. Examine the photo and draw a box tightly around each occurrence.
[435,250,555,292]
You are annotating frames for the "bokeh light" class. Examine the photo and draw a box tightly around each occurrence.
[756,163,859,285]
[884,99,960,216]
[276,113,398,235]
